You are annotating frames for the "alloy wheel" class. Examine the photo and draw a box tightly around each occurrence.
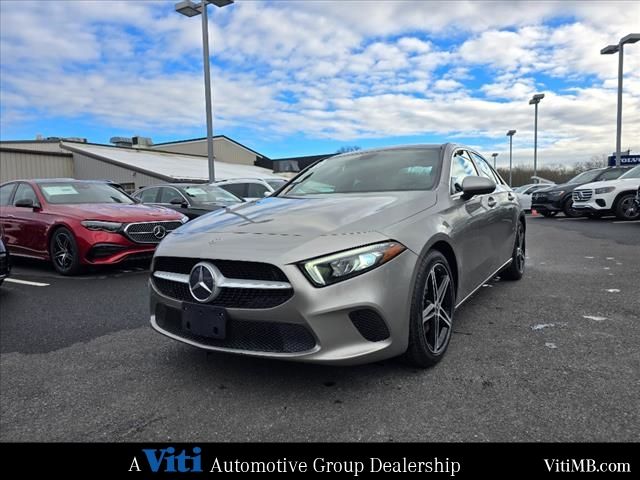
[620,197,638,219]
[53,232,74,271]
[422,263,454,355]
[515,223,525,273]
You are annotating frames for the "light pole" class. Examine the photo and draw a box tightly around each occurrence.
[491,152,498,169]
[601,33,640,167]
[506,130,516,186]
[529,93,545,178]
[175,0,234,183]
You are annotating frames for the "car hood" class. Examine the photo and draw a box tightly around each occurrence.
[157,192,436,263]
[50,203,184,222]
[537,182,582,193]
[575,178,640,191]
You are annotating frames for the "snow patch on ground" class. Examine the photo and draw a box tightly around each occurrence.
[545,342,557,349]
[583,315,607,322]
[532,323,555,331]
[606,289,621,293]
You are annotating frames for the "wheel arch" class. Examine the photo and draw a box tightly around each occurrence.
[414,235,459,298]
[45,222,75,260]
[612,189,638,208]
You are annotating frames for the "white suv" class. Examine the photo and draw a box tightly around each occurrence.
[572,165,640,220]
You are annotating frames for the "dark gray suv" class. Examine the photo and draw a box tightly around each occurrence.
[149,144,525,367]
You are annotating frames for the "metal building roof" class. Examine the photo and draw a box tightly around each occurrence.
[60,142,278,182]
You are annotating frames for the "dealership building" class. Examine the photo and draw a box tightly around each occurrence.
[0,135,282,192]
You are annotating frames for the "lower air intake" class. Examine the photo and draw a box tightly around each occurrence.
[349,309,390,342]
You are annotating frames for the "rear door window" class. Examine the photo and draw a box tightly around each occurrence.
[469,152,502,185]
[247,182,269,198]
[138,188,159,203]
[220,183,247,198]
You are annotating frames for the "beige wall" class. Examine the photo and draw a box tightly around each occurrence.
[0,141,64,153]
[72,152,165,191]
[0,150,74,183]
[153,138,257,166]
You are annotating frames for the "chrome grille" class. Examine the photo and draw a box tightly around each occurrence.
[152,257,293,309]
[124,221,183,244]
[572,190,593,202]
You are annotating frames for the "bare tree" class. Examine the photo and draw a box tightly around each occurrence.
[574,153,608,173]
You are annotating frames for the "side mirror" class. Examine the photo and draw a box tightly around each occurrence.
[170,198,188,208]
[263,191,271,197]
[461,176,496,200]
[15,198,37,209]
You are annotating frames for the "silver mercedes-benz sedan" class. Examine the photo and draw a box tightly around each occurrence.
[149,144,525,367]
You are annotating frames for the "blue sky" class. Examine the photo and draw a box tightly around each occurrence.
[1,1,638,165]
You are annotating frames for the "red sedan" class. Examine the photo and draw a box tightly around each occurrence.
[0,179,188,275]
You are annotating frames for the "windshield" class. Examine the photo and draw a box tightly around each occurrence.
[266,178,287,190]
[183,185,242,204]
[618,166,640,179]
[281,148,442,196]
[38,182,135,204]
[568,169,603,184]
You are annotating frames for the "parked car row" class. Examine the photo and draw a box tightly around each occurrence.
[530,166,638,220]
[0,175,290,277]
[0,179,188,275]
[513,182,554,211]
[571,165,640,220]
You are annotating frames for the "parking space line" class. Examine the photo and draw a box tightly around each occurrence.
[4,278,50,287]
[612,220,640,224]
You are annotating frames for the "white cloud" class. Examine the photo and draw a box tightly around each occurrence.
[1,0,639,166]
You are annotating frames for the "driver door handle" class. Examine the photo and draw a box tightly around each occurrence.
[487,197,497,208]
[508,192,515,201]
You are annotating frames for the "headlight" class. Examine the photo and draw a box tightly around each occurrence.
[300,241,406,287]
[595,187,615,194]
[547,190,565,197]
[81,220,123,232]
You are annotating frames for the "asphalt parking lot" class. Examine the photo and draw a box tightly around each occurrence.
[1,217,638,442]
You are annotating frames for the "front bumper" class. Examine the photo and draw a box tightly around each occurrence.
[76,230,158,265]
[571,198,611,213]
[531,196,564,212]
[150,250,418,365]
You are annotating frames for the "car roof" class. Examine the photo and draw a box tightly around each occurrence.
[3,178,114,185]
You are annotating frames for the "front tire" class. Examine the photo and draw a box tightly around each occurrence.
[614,193,640,221]
[405,250,455,368]
[563,198,582,218]
[540,211,557,217]
[501,221,525,280]
[50,227,82,275]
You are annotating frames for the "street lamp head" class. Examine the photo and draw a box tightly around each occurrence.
[600,44,619,55]
[210,0,234,6]
[492,153,498,158]
[176,0,234,16]
[175,0,200,16]
[620,33,640,45]
[507,130,516,136]
[529,93,545,104]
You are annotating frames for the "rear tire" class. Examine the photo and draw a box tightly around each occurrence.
[501,221,525,281]
[614,193,640,221]
[540,211,557,217]
[405,250,456,368]
[50,227,83,275]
